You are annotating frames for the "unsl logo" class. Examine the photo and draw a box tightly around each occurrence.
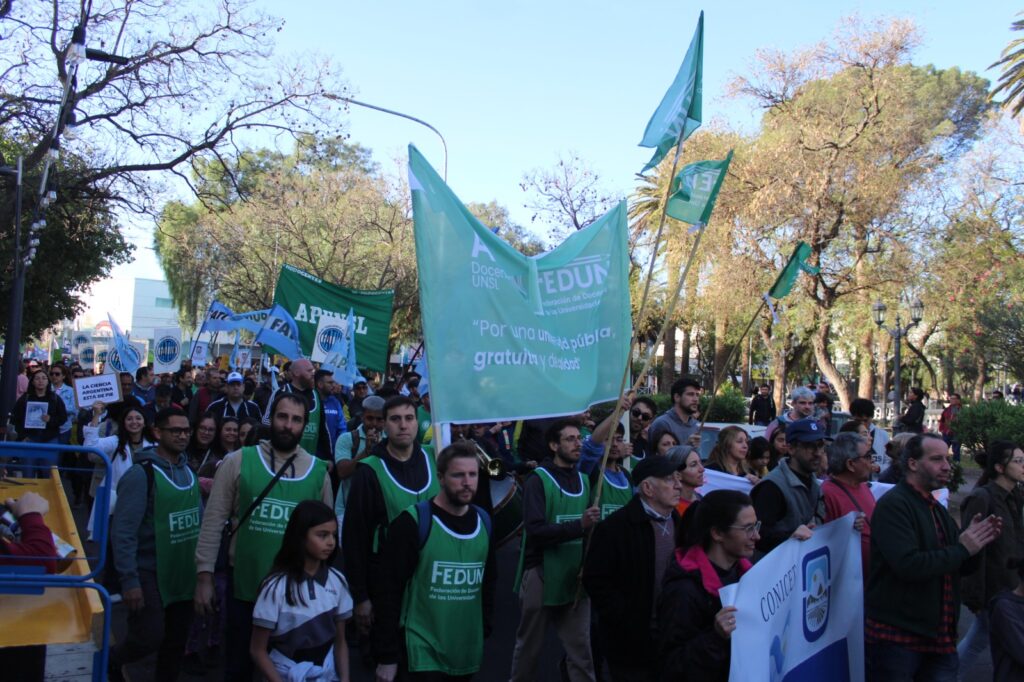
[156,336,180,364]
[81,347,95,363]
[802,547,830,642]
[430,561,484,586]
[317,324,346,354]
[108,345,141,372]
[73,334,89,348]
[96,348,109,363]
[169,508,200,532]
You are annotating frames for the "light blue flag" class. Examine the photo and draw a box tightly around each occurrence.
[107,314,141,375]
[229,331,241,370]
[409,144,632,424]
[639,11,703,172]
[323,308,365,388]
[413,348,429,396]
[231,309,270,334]
[203,300,237,334]
[342,308,366,388]
[254,304,303,359]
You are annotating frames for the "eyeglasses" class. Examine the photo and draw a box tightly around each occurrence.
[161,427,192,436]
[728,521,762,537]
[630,409,653,421]
[49,371,62,377]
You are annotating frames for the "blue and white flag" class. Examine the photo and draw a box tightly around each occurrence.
[254,304,303,359]
[202,300,237,334]
[106,314,141,375]
[229,331,241,370]
[719,514,864,682]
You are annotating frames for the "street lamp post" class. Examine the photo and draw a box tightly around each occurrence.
[872,297,924,425]
[0,157,24,432]
[322,94,448,180]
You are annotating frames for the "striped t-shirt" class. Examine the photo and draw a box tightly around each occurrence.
[253,565,354,663]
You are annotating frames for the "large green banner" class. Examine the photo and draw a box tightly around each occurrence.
[409,145,631,424]
[272,265,394,372]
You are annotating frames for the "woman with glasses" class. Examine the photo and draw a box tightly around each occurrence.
[657,490,758,681]
[958,440,1024,679]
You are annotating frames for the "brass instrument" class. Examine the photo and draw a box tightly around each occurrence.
[474,444,506,478]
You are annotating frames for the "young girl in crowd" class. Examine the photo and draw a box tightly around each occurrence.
[658,490,757,681]
[705,426,760,485]
[186,414,218,482]
[654,431,680,456]
[251,500,351,682]
[767,428,789,472]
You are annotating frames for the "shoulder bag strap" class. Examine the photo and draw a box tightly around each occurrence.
[228,449,298,538]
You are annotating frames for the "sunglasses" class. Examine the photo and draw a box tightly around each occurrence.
[631,409,654,421]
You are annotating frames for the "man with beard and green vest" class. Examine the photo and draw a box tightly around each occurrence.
[261,357,333,463]
[108,406,199,682]
[373,441,497,681]
[510,419,601,682]
[343,395,440,645]
[194,392,331,682]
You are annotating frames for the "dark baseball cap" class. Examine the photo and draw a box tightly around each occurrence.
[633,450,686,484]
[786,418,826,443]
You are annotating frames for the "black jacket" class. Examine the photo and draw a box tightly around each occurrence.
[656,546,748,682]
[582,495,676,667]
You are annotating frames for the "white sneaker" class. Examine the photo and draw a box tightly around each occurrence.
[109,593,122,604]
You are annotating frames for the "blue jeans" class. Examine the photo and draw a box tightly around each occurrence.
[944,435,962,463]
[956,611,989,681]
[867,641,958,682]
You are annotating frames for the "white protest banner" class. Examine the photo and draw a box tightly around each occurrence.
[869,481,948,507]
[311,312,348,364]
[24,402,48,429]
[697,468,754,496]
[153,328,182,374]
[94,341,111,372]
[236,348,252,370]
[191,341,209,366]
[131,340,148,367]
[73,373,123,409]
[720,514,863,682]
[71,330,92,359]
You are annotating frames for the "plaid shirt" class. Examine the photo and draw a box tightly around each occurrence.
[866,485,957,653]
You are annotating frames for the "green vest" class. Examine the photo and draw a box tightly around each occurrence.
[301,389,321,455]
[150,463,201,604]
[233,446,328,601]
[400,504,489,675]
[593,469,632,520]
[363,449,440,552]
[416,405,433,444]
[514,467,590,606]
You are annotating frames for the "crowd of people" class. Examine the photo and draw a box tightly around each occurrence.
[1,358,1023,681]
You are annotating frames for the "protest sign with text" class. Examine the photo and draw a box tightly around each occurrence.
[153,328,182,374]
[409,145,631,424]
[272,264,394,371]
[720,514,864,682]
[73,373,123,410]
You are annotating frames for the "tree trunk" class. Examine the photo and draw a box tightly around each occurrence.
[811,316,851,411]
[858,328,875,399]
[905,340,938,399]
[973,353,987,402]
[660,325,677,394]
[941,349,955,398]
[679,323,691,376]
[713,317,729,389]
[761,326,788,410]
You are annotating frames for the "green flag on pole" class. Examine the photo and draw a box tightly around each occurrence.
[271,265,394,371]
[639,11,704,173]
[767,241,820,300]
[665,150,733,226]
[409,144,632,424]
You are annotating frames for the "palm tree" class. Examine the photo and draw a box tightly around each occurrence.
[992,16,1024,117]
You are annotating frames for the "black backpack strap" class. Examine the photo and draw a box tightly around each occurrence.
[350,429,361,459]
[415,499,433,549]
[228,446,298,538]
[473,504,492,538]
[141,459,155,502]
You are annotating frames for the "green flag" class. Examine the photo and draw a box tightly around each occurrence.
[665,150,733,226]
[409,145,632,424]
[271,265,394,372]
[640,11,703,173]
[768,241,820,300]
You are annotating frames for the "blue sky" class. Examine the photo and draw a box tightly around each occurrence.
[118,0,1018,277]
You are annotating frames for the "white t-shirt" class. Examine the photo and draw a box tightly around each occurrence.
[253,565,353,663]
